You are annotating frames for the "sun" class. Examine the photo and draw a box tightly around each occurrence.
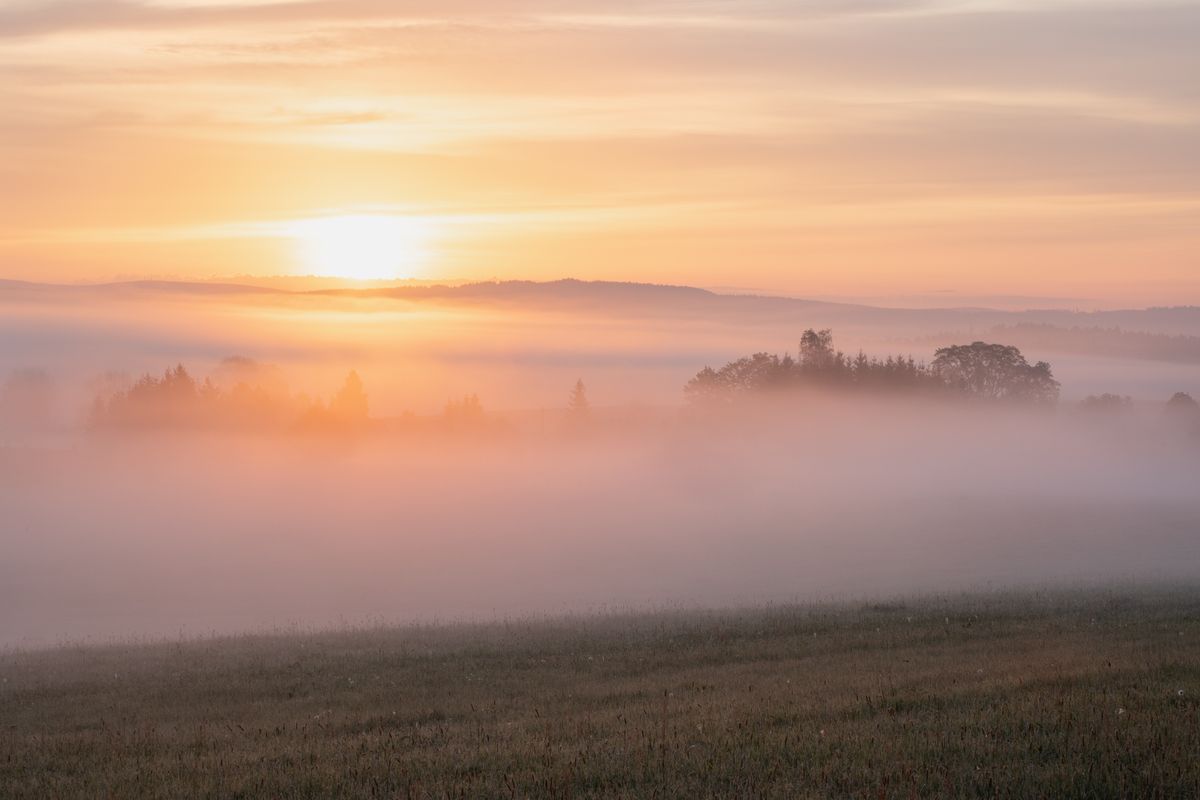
[286,214,433,280]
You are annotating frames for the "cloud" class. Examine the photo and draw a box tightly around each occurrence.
[0,0,651,38]
[1,0,1198,301]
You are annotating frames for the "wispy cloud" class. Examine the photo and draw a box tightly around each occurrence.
[0,0,1198,301]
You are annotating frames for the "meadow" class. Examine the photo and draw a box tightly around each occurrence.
[2,586,1198,798]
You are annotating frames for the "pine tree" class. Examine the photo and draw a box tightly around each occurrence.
[330,370,368,422]
[568,379,590,417]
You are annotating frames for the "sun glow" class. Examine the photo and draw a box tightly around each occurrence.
[287,214,433,280]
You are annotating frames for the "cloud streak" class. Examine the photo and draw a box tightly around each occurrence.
[1,0,1198,302]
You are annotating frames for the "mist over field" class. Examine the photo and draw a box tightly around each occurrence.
[4,280,1200,422]
[2,285,1198,649]
[4,413,1199,649]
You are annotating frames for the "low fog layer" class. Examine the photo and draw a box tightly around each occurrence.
[3,400,1198,649]
[3,281,1200,421]
[3,282,1199,648]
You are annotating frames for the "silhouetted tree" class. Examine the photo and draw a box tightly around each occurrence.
[1166,392,1198,414]
[799,329,836,369]
[684,366,727,406]
[685,331,943,403]
[91,361,355,433]
[330,370,369,422]
[723,353,791,391]
[94,364,202,428]
[443,394,486,431]
[931,342,1059,404]
[1079,393,1132,413]
[568,379,590,417]
[684,332,1061,406]
[1165,392,1199,429]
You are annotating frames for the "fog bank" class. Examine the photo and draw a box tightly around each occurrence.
[4,402,1197,649]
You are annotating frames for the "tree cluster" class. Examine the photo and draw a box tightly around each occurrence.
[931,341,1060,404]
[90,359,368,432]
[685,330,1060,405]
[1079,393,1133,414]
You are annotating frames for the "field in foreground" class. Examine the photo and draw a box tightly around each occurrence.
[3,589,1199,799]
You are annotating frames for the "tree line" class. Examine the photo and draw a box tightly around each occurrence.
[4,330,1198,436]
[88,359,370,432]
[84,359,596,435]
[685,330,1060,405]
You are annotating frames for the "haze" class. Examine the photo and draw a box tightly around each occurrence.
[3,1,1200,651]
[4,388,1200,650]
[1,283,1199,648]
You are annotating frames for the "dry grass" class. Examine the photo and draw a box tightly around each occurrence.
[2,587,1199,798]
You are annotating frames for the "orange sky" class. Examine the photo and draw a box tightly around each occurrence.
[1,0,1198,306]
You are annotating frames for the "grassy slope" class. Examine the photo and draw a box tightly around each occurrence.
[2,588,1199,799]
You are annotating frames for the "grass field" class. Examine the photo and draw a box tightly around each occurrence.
[3,587,1199,799]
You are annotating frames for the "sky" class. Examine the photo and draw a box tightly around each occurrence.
[1,0,1198,305]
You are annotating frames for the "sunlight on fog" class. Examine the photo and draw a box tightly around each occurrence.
[1,284,1198,648]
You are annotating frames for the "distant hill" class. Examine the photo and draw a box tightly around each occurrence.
[317,278,720,305]
[312,279,1200,336]
[4,277,1199,340]
[924,323,1200,365]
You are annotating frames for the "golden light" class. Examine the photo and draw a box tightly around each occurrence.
[286,214,433,280]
